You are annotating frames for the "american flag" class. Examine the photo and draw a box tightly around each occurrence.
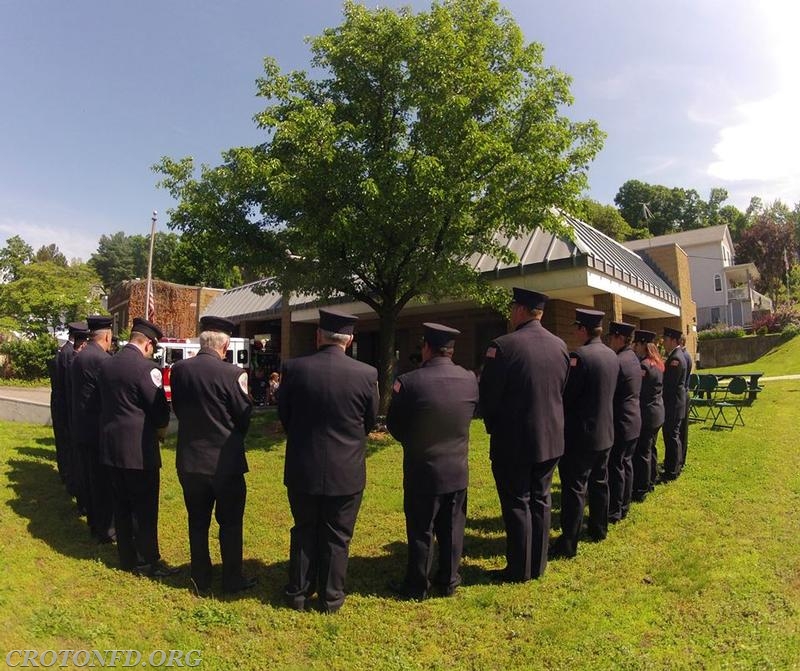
[147,287,155,322]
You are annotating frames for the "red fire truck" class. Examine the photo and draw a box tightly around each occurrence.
[155,337,250,402]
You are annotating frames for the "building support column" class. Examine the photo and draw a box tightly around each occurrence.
[593,293,622,323]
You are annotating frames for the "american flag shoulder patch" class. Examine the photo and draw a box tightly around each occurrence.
[393,380,402,393]
[486,346,497,359]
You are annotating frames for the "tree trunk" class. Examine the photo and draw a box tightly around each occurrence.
[375,307,400,418]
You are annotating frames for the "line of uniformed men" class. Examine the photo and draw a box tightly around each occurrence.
[48,294,691,611]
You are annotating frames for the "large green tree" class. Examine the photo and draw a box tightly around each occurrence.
[615,180,730,237]
[734,201,797,299]
[0,261,104,336]
[0,235,34,282]
[89,230,244,290]
[156,0,604,408]
[573,198,648,241]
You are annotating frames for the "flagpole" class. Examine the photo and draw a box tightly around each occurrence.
[145,210,157,320]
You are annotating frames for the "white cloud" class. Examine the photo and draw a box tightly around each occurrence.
[705,1,800,205]
[0,218,99,263]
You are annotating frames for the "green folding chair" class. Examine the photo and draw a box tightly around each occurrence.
[689,374,718,422]
[710,376,748,430]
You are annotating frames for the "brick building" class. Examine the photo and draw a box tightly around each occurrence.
[107,279,224,338]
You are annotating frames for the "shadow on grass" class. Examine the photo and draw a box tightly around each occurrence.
[6,457,107,565]
[16,446,56,461]
[247,410,287,453]
[34,436,56,448]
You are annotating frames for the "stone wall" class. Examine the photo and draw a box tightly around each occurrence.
[697,334,783,369]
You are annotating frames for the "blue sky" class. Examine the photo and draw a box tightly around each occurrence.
[2,0,798,262]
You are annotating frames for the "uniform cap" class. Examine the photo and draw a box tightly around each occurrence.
[200,315,235,335]
[318,308,358,335]
[131,317,164,343]
[663,326,683,340]
[423,322,460,349]
[633,329,656,344]
[574,308,605,329]
[511,287,548,310]
[86,315,112,331]
[67,321,88,335]
[608,321,635,337]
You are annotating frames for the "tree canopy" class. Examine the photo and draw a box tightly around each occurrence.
[614,180,738,237]
[573,198,648,241]
[0,235,34,283]
[734,200,800,299]
[156,0,604,407]
[88,230,246,290]
[0,259,104,336]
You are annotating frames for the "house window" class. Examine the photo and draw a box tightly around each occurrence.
[711,307,721,323]
[714,274,722,292]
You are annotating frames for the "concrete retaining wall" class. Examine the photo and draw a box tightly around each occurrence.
[698,334,783,369]
[0,396,52,425]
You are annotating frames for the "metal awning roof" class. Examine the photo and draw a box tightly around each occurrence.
[204,212,680,322]
[471,212,680,306]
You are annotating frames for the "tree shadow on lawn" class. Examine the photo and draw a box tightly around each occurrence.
[16,446,56,461]
[6,457,114,566]
[241,541,407,606]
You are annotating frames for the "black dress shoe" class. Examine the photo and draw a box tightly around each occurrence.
[134,561,180,578]
[486,568,524,584]
[387,579,426,600]
[548,541,576,560]
[223,576,258,594]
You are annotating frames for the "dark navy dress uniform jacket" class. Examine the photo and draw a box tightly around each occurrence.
[171,348,253,477]
[279,345,379,496]
[564,337,620,453]
[386,356,478,495]
[479,319,570,464]
[98,343,171,470]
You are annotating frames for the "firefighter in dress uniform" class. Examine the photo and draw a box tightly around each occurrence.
[479,288,570,581]
[607,321,642,523]
[550,308,619,559]
[98,317,176,577]
[70,315,115,543]
[660,327,687,481]
[170,316,256,594]
[386,322,478,599]
[279,308,379,613]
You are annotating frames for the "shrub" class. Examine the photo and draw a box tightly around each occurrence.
[781,323,800,340]
[0,335,58,380]
[697,325,746,341]
[752,301,800,333]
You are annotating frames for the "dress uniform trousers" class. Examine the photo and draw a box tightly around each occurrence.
[285,490,363,613]
[558,447,611,556]
[662,409,683,479]
[492,457,559,579]
[679,389,690,470]
[81,440,114,540]
[608,436,638,522]
[178,472,246,591]
[632,426,658,498]
[403,488,467,596]
[110,468,160,569]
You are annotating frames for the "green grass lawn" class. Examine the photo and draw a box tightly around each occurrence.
[2,391,800,670]
[701,333,800,378]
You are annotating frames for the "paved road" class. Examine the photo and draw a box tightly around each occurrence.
[0,386,50,404]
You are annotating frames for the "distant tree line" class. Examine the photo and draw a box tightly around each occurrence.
[579,180,800,302]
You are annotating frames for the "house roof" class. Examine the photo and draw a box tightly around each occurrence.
[470,211,680,305]
[201,279,282,322]
[624,224,730,251]
[204,211,681,322]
